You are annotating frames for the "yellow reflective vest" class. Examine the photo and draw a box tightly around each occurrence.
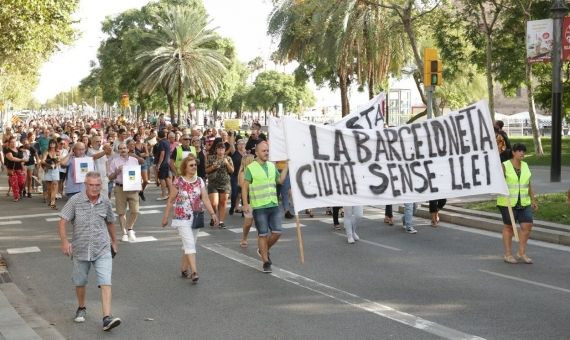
[497,160,531,207]
[174,145,196,174]
[247,161,278,209]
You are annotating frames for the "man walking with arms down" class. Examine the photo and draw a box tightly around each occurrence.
[58,171,121,331]
[242,141,288,273]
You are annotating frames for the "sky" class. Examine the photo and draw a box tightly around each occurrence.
[32,0,416,109]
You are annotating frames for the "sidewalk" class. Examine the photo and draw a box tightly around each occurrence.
[0,254,64,339]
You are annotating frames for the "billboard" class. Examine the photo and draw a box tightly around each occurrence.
[527,19,553,63]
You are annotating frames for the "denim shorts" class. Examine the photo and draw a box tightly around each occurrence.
[252,206,282,237]
[72,253,112,286]
[498,205,533,225]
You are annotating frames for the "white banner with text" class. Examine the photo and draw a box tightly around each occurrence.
[284,101,508,213]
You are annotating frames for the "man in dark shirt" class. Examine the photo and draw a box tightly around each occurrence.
[245,122,267,154]
[155,130,171,200]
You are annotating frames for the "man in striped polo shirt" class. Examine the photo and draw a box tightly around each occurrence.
[58,171,121,331]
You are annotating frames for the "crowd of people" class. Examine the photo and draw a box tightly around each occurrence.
[0,112,548,331]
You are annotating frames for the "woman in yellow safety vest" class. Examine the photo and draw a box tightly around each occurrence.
[496,143,538,264]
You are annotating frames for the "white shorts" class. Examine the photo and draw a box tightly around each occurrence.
[175,219,199,254]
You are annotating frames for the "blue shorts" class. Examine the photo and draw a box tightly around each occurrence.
[72,253,112,287]
[498,205,533,225]
[252,206,282,237]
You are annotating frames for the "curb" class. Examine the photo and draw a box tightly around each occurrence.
[398,204,570,246]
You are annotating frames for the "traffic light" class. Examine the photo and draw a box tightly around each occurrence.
[423,48,443,86]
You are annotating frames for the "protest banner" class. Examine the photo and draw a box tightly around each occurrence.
[283,101,509,213]
[73,157,95,183]
[122,165,142,191]
[269,93,386,161]
[224,119,241,131]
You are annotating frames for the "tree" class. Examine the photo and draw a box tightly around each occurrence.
[247,71,315,118]
[137,5,229,123]
[0,0,77,108]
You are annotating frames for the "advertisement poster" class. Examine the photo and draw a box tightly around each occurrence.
[527,19,553,63]
[563,17,570,61]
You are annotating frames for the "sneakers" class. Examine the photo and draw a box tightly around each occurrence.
[56,193,62,199]
[128,229,136,242]
[121,234,128,242]
[347,235,355,244]
[405,226,418,234]
[353,233,360,241]
[262,262,272,273]
[219,222,226,229]
[74,307,86,323]
[284,211,294,219]
[102,315,121,331]
[257,248,271,265]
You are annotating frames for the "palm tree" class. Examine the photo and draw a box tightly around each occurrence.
[268,0,407,116]
[137,6,229,123]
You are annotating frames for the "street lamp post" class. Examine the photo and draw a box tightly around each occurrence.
[550,0,567,182]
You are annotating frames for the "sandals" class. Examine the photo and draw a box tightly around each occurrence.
[503,255,517,264]
[384,217,394,225]
[181,269,190,278]
[189,272,199,283]
[333,224,342,231]
[49,202,57,210]
[240,240,248,248]
[516,253,533,264]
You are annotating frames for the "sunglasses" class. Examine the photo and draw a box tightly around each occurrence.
[187,163,197,167]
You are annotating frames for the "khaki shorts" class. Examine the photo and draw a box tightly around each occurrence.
[114,185,139,215]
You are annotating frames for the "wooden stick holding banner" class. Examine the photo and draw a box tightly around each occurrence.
[278,116,305,264]
[506,201,520,242]
[294,213,305,264]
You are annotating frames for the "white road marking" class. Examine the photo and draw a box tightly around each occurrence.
[7,246,41,254]
[440,223,570,253]
[202,243,484,340]
[282,223,306,229]
[45,217,60,222]
[197,231,210,237]
[479,269,570,294]
[0,205,164,221]
[332,232,402,251]
[228,228,242,234]
[130,236,157,243]
[139,210,161,215]
[0,221,22,225]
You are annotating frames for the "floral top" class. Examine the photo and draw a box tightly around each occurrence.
[173,176,205,220]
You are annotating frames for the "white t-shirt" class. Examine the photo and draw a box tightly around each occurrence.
[87,148,108,179]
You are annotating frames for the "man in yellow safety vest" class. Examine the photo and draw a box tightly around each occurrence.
[496,143,538,265]
[169,134,196,177]
[242,141,288,273]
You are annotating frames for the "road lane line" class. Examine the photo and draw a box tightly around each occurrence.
[282,223,306,229]
[479,269,570,294]
[129,236,157,243]
[139,210,162,215]
[332,232,402,251]
[202,243,484,340]
[7,247,41,254]
[45,218,59,222]
[0,205,162,221]
[440,223,570,253]
[0,221,22,226]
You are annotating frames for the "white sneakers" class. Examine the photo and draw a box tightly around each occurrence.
[121,234,128,242]
[128,229,136,242]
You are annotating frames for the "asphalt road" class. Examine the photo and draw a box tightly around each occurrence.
[1,186,569,340]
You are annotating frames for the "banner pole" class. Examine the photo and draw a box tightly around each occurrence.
[506,202,520,242]
[295,214,305,264]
